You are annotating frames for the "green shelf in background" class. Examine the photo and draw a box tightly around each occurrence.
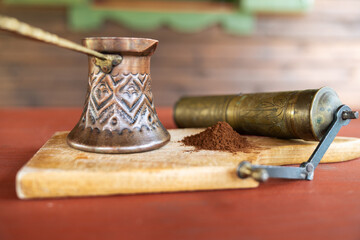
[242,0,313,13]
[68,5,254,34]
[3,0,313,34]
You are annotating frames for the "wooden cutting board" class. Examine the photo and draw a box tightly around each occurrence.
[16,129,360,199]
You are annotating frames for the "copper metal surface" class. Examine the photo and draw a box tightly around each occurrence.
[67,37,170,153]
[174,87,342,141]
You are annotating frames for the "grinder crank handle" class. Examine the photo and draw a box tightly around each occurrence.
[237,105,359,182]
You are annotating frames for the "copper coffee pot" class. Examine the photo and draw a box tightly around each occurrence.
[0,15,170,153]
[67,37,170,153]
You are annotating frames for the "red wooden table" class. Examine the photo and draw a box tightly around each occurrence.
[0,108,359,240]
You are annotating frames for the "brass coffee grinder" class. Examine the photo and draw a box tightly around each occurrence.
[174,87,359,182]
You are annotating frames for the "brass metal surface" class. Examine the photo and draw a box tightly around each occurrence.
[67,37,170,153]
[0,14,119,63]
[174,87,342,141]
[94,55,123,74]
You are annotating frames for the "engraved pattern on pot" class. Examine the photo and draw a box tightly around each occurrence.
[80,65,160,133]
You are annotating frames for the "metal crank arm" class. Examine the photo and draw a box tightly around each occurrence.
[237,105,359,182]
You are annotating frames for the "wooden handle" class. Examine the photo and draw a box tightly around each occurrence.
[0,14,107,60]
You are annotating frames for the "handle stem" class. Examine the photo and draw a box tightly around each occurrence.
[0,14,107,60]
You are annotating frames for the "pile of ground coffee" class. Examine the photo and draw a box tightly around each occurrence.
[181,121,254,153]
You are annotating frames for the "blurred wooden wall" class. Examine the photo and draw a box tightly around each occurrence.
[1,0,360,108]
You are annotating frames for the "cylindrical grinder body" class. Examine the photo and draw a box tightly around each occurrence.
[174,87,342,141]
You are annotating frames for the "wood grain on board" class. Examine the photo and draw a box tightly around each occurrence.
[16,129,360,199]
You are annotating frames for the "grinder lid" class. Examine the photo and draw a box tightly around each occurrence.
[310,87,342,141]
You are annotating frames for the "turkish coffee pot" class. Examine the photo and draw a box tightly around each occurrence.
[0,15,170,153]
